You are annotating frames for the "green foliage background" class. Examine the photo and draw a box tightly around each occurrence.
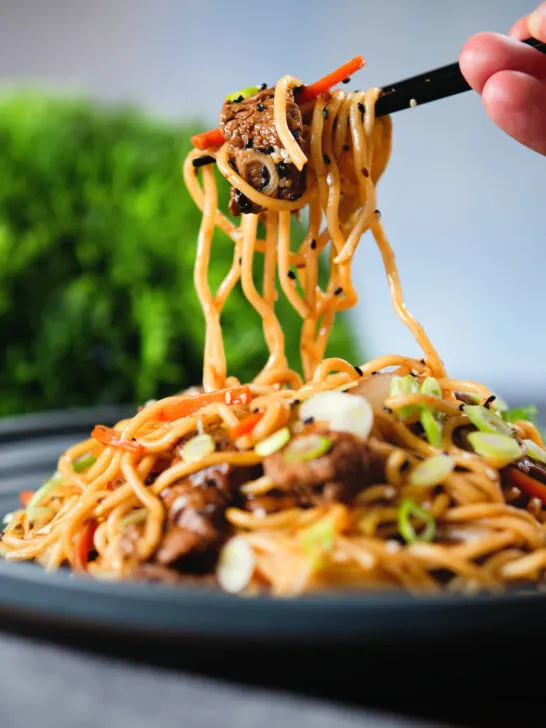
[0,94,359,417]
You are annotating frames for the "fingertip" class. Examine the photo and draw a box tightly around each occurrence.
[508,16,529,41]
[459,32,499,93]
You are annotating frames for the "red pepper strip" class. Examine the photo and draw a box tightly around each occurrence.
[297,55,366,103]
[505,467,546,504]
[191,128,226,151]
[91,425,144,454]
[19,490,34,507]
[159,385,252,422]
[228,411,264,440]
[190,55,366,150]
[73,520,98,572]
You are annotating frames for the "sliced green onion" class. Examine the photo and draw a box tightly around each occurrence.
[455,391,482,405]
[298,390,373,439]
[216,536,255,593]
[302,518,335,555]
[398,498,436,544]
[408,454,455,488]
[489,395,508,413]
[27,473,64,510]
[72,454,97,473]
[463,405,513,436]
[25,506,53,523]
[502,405,538,424]
[254,427,291,457]
[420,408,443,447]
[523,439,546,465]
[225,85,261,102]
[467,432,524,467]
[118,508,147,531]
[419,377,443,447]
[2,512,13,526]
[389,375,419,420]
[181,433,215,463]
[283,433,332,463]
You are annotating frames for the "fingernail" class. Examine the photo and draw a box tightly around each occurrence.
[528,2,546,40]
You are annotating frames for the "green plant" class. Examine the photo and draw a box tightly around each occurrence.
[0,93,359,417]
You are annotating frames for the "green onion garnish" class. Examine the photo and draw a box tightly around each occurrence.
[501,405,538,424]
[523,439,546,465]
[389,375,419,420]
[118,508,147,531]
[408,454,455,488]
[489,395,508,413]
[27,473,64,510]
[463,405,513,437]
[467,432,523,467]
[72,454,97,473]
[225,85,261,102]
[398,499,436,544]
[254,427,291,457]
[283,433,332,463]
[181,433,216,463]
[419,377,444,447]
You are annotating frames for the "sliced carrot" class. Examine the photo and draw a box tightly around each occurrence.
[297,55,366,103]
[73,520,98,572]
[19,490,35,507]
[228,411,264,440]
[191,128,226,150]
[159,385,252,422]
[505,468,546,504]
[91,425,144,454]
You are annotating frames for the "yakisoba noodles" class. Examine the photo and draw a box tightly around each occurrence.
[3,57,546,596]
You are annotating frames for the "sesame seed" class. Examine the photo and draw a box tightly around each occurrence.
[323,153,331,164]
[384,407,393,414]
[310,239,317,250]
[234,95,244,103]
[484,395,496,409]
[459,404,465,411]
[192,155,216,168]
[342,77,350,84]
[358,102,365,114]
[291,399,301,406]
[277,161,290,178]
[371,371,379,375]
[334,287,343,296]
[303,416,314,425]
[256,102,265,112]
[287,270,296,280]
[259,82,267,90]
[400,460,411,473]
[323,107,329,120]
[245,138,254,149]
[354,365,363,376]
[409,98,418,109]
[361,167,369,177]
[265,145,275,154]
[343,144,350,152]
[374,209,382,219]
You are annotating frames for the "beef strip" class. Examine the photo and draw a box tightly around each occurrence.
[219,87,309,215]
[511,455,546,483]
[155,427,260,568]
[262,430,383,507]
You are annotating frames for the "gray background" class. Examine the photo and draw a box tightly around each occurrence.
[0,0,543,399]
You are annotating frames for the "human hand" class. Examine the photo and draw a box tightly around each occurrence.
[459,2,546,154]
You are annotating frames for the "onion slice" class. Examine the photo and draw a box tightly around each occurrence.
[299,390,373,440]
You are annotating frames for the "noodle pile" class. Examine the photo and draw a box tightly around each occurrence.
[2,66,546,597]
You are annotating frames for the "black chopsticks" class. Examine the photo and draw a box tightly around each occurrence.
[375,37,546,117]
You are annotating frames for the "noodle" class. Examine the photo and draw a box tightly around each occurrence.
[2,60,546,597]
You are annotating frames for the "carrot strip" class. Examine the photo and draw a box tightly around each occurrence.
[297,55,366,103]
[91,425,144,454]
[191,128,226,150]
[505,468,546,504]
[19,490,35,507]
[228,411,264,440]
[73,520,98,572]
[158,385,252,422]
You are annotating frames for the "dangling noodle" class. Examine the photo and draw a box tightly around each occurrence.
[2,62,546,598]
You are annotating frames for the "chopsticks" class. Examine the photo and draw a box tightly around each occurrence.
[375,37,546,118]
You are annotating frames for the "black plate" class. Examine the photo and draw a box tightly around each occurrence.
[1,405,546,653]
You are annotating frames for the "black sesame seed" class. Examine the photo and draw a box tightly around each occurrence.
[484,395,496,409]
[334,287,343,296]
[443,450,449,456]
[245,137,254,149]
[459,404,465,411]
[287,270,296,280]
[228,158,237,171]
[234,95,244,103]
[277,161,291,178]
[323,153,331,164]
[354,365,363,376]
[358,102,365,114]
[343,144,350,152]
[384,407,393,414]
[265,145,275,154]
[323,107,329,120]
[374,209,382,219]
[259,82,267,90]
[342,77,351,84]
[361,167,369,178]
[256,102,265,112]
[310,239,317,250]
[371,371,379,375]
[235,190,253,214]
[291,399,301,406]
[192,155,216,168]
[303,416,314,425]
[400,460,411,473]
[238,257,243,265]
[419,359,426,365]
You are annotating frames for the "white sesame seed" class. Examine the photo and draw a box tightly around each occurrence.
[409,98,418,109]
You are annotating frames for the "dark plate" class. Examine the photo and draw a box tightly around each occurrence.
[1,405,546,655]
